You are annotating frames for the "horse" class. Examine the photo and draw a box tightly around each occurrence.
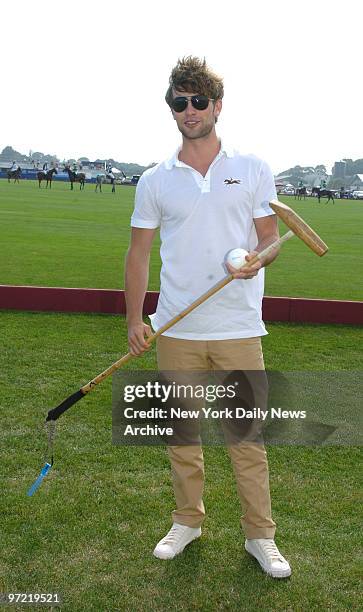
[105,171,116,193]
[95,174,103,192]
[295,186,307,201]
[64,166,86,190]
[37,167,58,188]
[312,187,334,204]
[7,168,22,183]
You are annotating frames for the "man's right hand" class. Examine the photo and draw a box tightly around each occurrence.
[127,320,153,356]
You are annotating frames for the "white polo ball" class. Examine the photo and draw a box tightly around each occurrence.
[225,247,249,270]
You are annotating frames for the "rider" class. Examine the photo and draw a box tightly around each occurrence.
[105,161,114,180]
[72,161,78,174]
[298,179,304,189]
[320,178,327,189]
[10,161,19,173]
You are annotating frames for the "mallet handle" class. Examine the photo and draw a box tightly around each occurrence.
[246,230,295,267]
[80,230,294,394]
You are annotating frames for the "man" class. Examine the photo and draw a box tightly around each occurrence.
[9,160,19,173]
[125,56,291,578]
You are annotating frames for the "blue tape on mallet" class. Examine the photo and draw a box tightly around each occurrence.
[27,462,52,497]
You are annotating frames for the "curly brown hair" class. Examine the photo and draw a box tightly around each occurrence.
[165,56,224,107]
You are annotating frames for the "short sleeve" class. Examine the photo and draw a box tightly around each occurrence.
[131,174,161,229]
[253,160,277,219]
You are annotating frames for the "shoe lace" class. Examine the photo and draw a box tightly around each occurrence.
[162,525,186,545]
[259,539,283,561]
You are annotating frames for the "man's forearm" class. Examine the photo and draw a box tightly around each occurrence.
[256,233,280,267]
[125,250,150,323]
[254,215,281,268]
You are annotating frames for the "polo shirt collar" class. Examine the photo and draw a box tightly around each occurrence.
[164,139,234,170]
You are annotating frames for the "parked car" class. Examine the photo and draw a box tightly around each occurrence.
[122,174,141,185]
[352,190,363,199]
[281,186,295,195]
[341,190,355,199]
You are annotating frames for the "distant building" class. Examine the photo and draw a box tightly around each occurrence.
[333,161,346,178]
[275,173,296,186]
[349,174,363,189]
[274,180,285,193]
[79,160,108,170]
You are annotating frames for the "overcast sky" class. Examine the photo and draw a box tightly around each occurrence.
[1,0,361,174]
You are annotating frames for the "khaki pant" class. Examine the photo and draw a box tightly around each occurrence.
[156,335,276,539]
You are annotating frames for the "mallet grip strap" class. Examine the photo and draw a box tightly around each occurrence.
[46,389,85,421]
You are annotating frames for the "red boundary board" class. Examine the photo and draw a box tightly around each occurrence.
[0,285,362,325]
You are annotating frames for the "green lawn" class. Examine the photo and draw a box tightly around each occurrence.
[0,179,362,300]
[1,178,362,610]
[0,311,362,611]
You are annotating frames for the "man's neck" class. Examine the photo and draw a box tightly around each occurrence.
[178,132,221,175]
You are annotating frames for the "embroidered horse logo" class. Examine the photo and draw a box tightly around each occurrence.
[224,178,241,185]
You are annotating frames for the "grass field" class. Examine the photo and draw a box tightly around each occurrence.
[0,179,362,300]
[1,178,362,611]
[0,312,362,611]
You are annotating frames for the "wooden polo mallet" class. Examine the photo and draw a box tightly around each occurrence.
[45,198,328,425]
[26,199,328,494]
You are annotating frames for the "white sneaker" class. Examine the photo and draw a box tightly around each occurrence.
[153,523,201,560]
[245,538,291,578]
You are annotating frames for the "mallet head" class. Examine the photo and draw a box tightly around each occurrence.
[269,200,329,256]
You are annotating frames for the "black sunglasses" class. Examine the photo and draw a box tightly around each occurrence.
[171,94,213,113]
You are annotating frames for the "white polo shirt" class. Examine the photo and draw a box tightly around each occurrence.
[131,144,277,340]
